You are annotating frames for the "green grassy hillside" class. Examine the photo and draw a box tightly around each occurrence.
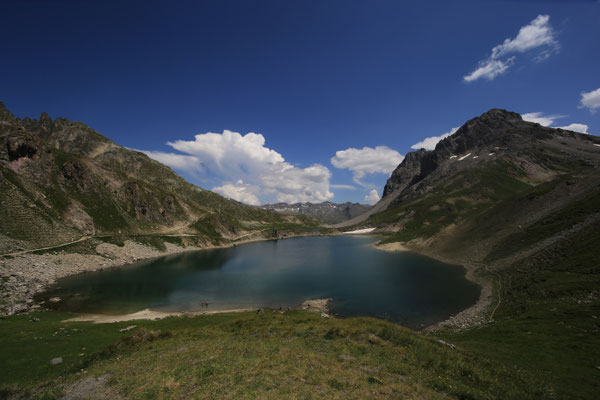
[1,310,547,400]
[440,221,600,400]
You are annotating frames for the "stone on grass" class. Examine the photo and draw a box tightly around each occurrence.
[119,325,137,332]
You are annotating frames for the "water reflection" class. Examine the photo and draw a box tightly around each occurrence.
[38,236,479,329]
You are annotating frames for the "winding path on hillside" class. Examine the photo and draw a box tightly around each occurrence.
[485,212,600,322]
[484,264,502,322]
[0,235,93,257]
[0,227,275,258]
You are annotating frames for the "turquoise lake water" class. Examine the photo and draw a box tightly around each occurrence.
[39,236,480,329]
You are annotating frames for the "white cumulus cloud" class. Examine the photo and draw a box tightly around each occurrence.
[464,58,515,82]
[143,130,333,205]
[330,146,404,186]
[464,14,558,82]
[212,180,261,206]
[411,127,459,150]
[490,15,558,58]
[364,189,380,205]
[579,88,600,112]
[555,123,589,134]
[138,150,204,173]
[260,163,332,204]
[522,112,589,134]
[522,112,564,127]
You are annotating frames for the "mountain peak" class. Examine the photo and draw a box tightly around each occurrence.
[432,109,533,156]
[0,102,18,127]
[478,108,523,122]
[381,108,598,203]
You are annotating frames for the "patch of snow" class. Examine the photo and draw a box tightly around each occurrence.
[594,144,600,148]
[488,152,495,156]
[342,227,376,235]
[473,156,479,159]
[458,153,472,161]
[449,155,457,159]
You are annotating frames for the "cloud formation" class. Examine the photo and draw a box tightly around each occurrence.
[580,88,600,112]
[464,58,515,82]
[555,123,589,134]
[464,15,558,82]
[330,146,404,186]
[212,180,261,206]
[411,127,459,150]
[521,112,565,127]
[143,130,333,205]
[330,184,356,190]
[139,150,204,173]
[522,112,589,134]
[364,189,380,205]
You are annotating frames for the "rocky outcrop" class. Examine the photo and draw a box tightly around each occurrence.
[61,159,94,192]
[381,109,600,206]
[6,136,39,162]
[382,149,428,198]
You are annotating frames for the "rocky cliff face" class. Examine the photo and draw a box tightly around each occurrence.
[382,109,598,205]
[372,108,600,264]
[262,201,370,225]
[0,102,298,253]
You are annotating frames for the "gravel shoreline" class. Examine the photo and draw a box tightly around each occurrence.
[0,231,325,317]
[372,241,494,332]
[0,240,206,316]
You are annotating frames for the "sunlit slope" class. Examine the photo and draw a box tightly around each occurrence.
[0,102,318,253]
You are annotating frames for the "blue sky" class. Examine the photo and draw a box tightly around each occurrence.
[2,0,599,205]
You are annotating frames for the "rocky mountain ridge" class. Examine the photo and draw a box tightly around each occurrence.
[381,108,595,200]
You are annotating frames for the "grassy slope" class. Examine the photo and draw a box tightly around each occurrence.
[2,310,544,400]
[370,161,531,243]
[365,157,600,399]
[440,223,600,400]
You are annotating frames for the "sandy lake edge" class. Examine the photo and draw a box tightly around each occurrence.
[66,298,333,324]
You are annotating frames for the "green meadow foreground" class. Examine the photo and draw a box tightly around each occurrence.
[0,310,565,400]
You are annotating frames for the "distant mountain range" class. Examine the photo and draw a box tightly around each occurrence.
[261,201,370,224]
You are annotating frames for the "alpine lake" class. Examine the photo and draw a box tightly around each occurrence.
[38,235,480,330]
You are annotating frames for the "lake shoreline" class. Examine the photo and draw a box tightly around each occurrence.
[64,298,333,324]
[0,231,321,317]
[372,240,493,332]
[2,232,486,333]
